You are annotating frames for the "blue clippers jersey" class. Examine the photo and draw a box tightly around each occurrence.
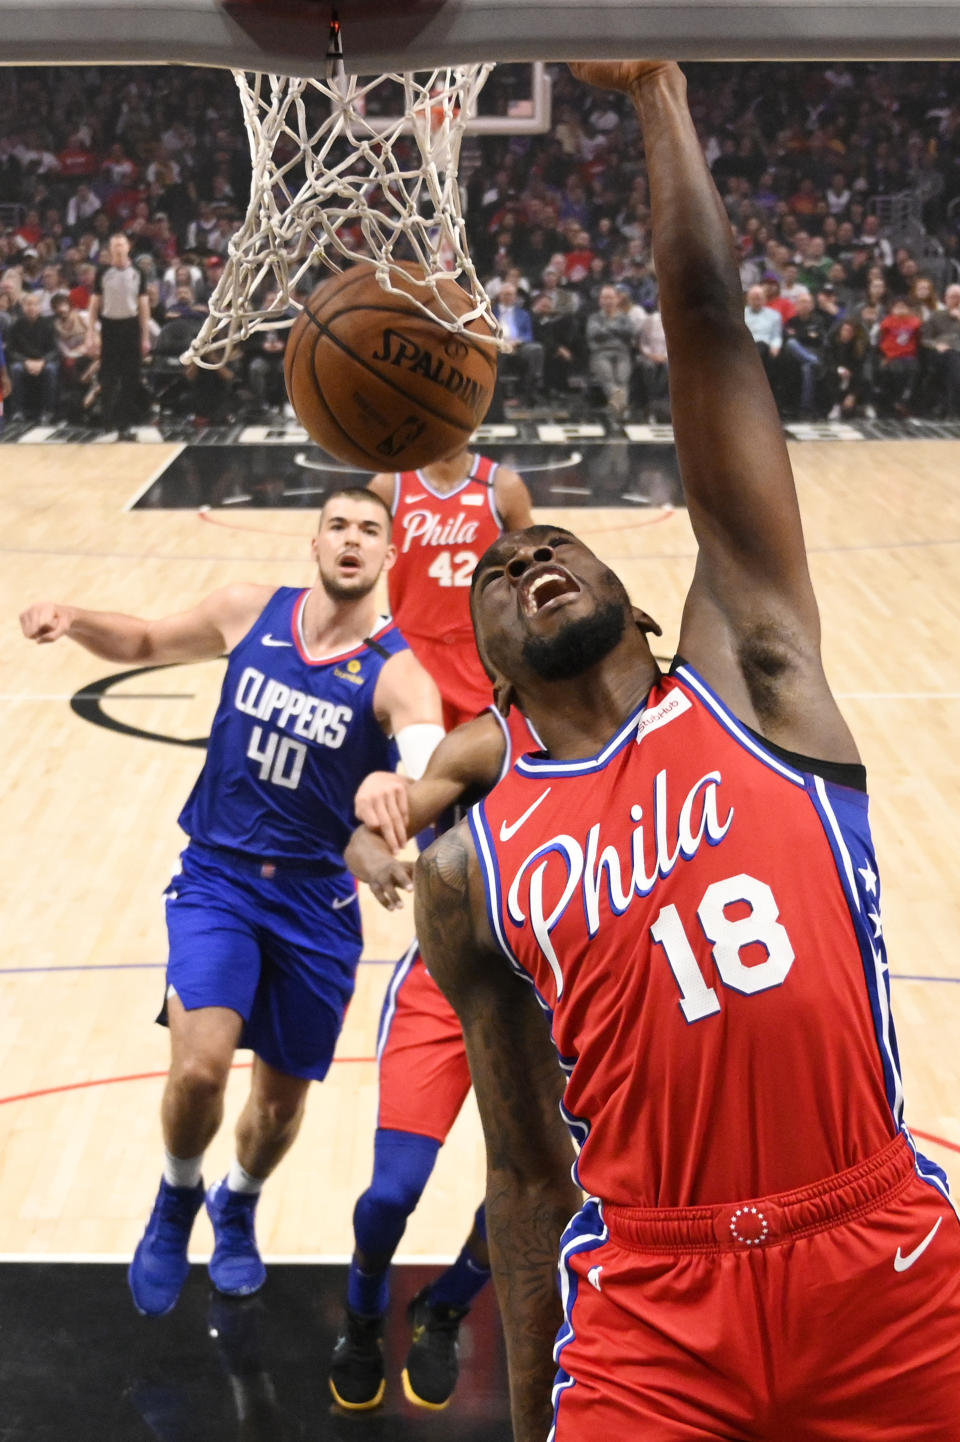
[179,587,406,866]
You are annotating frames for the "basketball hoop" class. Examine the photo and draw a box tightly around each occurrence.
[185,15,500,368]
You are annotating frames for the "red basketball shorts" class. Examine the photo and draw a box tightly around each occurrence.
[376,945,471,1143]
[402,633,492,733]
[553,1135,960,1441]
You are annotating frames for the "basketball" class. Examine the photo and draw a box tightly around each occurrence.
[284,261,498,470]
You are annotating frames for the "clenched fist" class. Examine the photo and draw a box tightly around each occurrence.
[568,61,678,94]
[19,602,77,644]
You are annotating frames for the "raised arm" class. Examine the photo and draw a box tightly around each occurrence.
[415,825,580,1442]
[571,63,856,762]
[493,462,534,532]
[349,709,508,903]
[19,582,274,664]
[625,65,809,604]
[367,471,395,510]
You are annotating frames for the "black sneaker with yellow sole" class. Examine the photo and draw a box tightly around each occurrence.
[401,1287,469,1410]
[328,1308,386,1411]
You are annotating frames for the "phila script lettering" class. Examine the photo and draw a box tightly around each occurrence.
[505,769,733,997]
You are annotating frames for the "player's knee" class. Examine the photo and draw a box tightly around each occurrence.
[172,1053,231,1104]
[361,1171,423,1221]
[252,1087,306,1133]
[354,1130,440,1236]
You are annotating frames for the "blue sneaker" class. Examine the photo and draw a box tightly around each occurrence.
[206,1178,266,1297]
[128,1178,204,1317]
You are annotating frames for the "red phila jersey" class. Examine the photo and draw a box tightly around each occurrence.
[387,456,503,720]
[489,703,545,780]
[471,662,905,1210]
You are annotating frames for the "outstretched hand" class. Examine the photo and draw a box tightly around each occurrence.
[568,61,677,94]
[367,856,415,912]
[354,770,410,852]
[19,601,76,644]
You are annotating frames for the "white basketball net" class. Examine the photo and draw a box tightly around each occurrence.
[186,64,501,367]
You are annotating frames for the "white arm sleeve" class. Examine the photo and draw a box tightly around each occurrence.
[395,723,445,781]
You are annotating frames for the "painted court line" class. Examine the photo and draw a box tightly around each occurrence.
[0,693,193,702]
[123,444,186,510]
[911,1129,960,1156]
[0,1056,375,1108]
[0,958,396,974]
[198,508,307,539]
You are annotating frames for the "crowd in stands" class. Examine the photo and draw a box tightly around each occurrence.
[3,60,960,430]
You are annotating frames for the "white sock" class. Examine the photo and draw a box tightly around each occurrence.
[227,1160,264,1195]
[163,1149,204,1189]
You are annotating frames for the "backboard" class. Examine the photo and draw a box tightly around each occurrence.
[2,0,959,72]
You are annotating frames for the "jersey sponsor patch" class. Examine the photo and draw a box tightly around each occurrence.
[635,687,692,743]
[461,492,485,506]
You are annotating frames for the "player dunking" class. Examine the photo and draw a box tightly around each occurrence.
[329,700,542,1411]
[323,447,533,1408]
[20,489,443,1318]
[416,63,960,1442]
[368,443,533,732]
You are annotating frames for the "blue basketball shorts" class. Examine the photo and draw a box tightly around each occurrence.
[163,842,363,1081]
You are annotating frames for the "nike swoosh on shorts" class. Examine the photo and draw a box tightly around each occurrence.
[332,894,358,910]
[894,1215,943,1272]
[499,787,552,842]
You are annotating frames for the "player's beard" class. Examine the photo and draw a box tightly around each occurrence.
[319,564,378,603]
[522,597,626,682]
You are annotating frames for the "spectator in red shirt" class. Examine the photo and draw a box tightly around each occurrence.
[101,143,139,188]
[876,296,922,416]
[763,276,797,325]
[69,263,98,313]
[104,184,145,227]
[57,133,97,179]
[563,228,595,285]
[788,177,819,216]
[14,209,43,250]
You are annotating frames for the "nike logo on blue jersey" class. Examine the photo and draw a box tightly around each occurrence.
[332,894,357,910]
[262,635,293,647]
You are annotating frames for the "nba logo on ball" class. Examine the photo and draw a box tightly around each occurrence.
[376,416,427,459]
[284,261,497,471]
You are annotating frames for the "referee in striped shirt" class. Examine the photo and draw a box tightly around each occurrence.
[87,232,151,440]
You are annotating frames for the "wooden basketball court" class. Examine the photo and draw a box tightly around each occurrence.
[2,438,959,1266]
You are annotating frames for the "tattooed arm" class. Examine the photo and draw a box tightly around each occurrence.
[416,822,580,1442]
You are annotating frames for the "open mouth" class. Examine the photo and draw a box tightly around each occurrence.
[518,563,582,618]
[338,552,362,575]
